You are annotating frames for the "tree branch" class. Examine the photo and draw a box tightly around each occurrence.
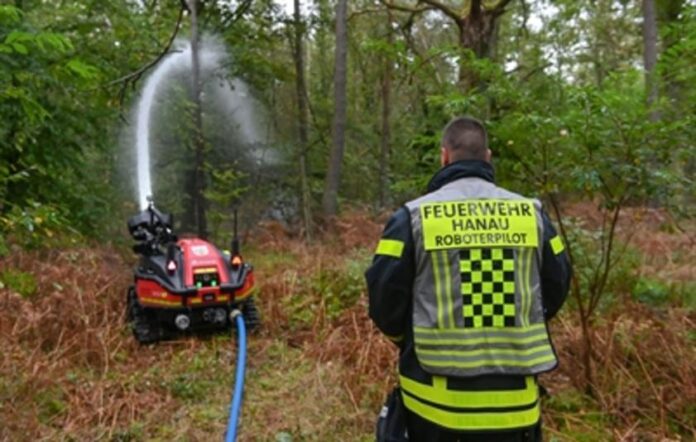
[383,0,516,24]
[520,62,552,81]
[379,0,432,15]
[488,0,516,18]
[219,0,253,30]
[349,7,389,21]
[106,4,185,108]
[519,0,529,37]
[419,0,463,22]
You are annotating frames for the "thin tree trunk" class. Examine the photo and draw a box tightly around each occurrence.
[316,0,332,95]
[189,0,207,238]
[642,0,659,121]
[548,194,594,394]
[322,0,348,217]
[378,12,393,209]
[293,0,312,238]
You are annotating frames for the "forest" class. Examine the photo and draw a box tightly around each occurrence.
[0,0,694,440]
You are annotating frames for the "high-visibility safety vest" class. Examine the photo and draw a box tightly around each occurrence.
[404,177,558,378]
[398,177,558,431]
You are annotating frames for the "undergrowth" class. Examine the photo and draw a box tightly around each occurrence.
[0,207,693,441]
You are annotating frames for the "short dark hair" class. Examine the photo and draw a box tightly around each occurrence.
[441,116,488,161]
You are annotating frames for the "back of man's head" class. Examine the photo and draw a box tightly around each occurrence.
[442,116,489,162]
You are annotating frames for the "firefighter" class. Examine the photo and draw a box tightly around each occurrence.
[367,116,571,442]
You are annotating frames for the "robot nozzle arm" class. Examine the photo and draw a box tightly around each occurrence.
[127,199,176,247]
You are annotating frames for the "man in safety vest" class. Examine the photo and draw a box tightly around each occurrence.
[367,116,571,441]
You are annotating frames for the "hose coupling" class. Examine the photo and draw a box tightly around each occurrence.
[229,309,242,321]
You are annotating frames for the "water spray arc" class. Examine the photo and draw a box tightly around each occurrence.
[134,45,193,210]
[132,40,267,213]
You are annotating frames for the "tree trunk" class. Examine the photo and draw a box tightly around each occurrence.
[456,2,502,90]
[580,312,595,396]
[189,0,207,238]
[322,0,348,218]
[378,12,393,209]
[383,0,511,91]
[315,0,332,97]
[293,0,312,238]
[642,0,659,121]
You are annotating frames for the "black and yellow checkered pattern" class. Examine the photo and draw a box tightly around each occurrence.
[460,248,516,328]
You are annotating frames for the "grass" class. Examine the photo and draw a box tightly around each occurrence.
[0,207,694,441]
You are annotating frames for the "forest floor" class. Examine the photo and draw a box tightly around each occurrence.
[0,206,694,441]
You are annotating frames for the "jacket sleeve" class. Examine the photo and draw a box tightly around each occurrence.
[365,207,415,344]
[539,210,572,320]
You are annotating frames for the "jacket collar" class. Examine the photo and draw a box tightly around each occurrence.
[427,160,495,192]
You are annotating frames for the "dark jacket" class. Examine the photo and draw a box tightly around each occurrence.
[366,160,572,394]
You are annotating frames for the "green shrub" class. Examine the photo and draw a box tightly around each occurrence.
[282,252,372,328]
[35,386,66,424]
[310,253,370,320]
[0,268,38,298]
[632,277,671,306]
[633,277,696,310]
[0,201,81,249]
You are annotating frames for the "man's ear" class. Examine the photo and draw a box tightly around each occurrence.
[485,148,492,163]
[441,147,450,167]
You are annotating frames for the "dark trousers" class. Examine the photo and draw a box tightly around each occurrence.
[405,409,542,442]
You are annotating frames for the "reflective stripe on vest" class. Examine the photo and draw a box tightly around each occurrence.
[550,235,565,254]
[433,250,455,328]
[375,239,405,258]
[413,324,556,372]
[400,375,540,430]
[405,182,558,377]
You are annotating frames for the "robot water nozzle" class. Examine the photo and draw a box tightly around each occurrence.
[127,202,175,251]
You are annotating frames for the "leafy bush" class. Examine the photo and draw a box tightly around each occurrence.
[0,268,37,299]
[310,253,370,320]
[633,277,696,310]
[281,252,371,328]
[0,201,80,249]
[633,277,671,307]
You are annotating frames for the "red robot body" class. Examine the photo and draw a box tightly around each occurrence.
[126,204,259,343]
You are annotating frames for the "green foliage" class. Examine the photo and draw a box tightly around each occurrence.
[205,168,249,241]
[0,1,202,242]
[167,372,216,401]
[633,277,671,306]
[633,277,696,310]
[545,389,614,441]
[0,201,79,249]
[0,2,140,240]
[0,0,692,245]
[284,251,371,327]
[312,253,371,320]
[0,268,38,299]
[34,386,67,424]
[544,388,595,414]
[109,423,145,442]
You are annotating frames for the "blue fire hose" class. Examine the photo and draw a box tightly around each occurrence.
[225,310,247,442]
